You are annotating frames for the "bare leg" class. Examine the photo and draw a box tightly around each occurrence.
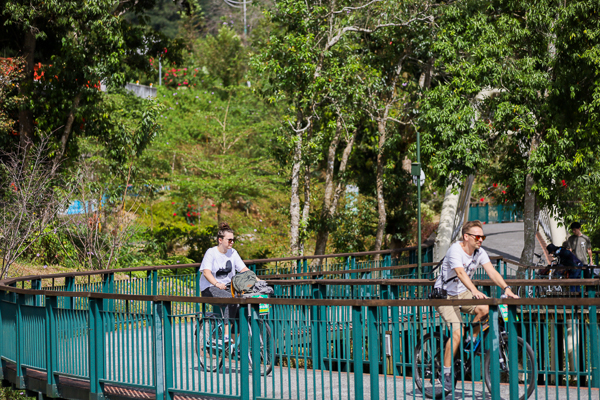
[444,305,489,368]
[444,328,462,368]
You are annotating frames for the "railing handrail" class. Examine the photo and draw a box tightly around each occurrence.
[0,244,434,285]
[2,283,600,307]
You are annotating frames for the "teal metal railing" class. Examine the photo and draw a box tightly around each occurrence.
[1,258,599,400]
[468,203,523,224]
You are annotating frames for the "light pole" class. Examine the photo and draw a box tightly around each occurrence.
[223,0,251,36]
[411,129,423,280]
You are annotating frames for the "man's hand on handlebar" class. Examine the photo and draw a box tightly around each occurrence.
[471,290,488,299]
[504,288,519,299]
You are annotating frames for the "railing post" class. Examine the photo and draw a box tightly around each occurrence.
[153,301,166,400]
[162,302,173,400]
[311,283,323,370]
[367,306,380,400]
[146,270,152,314]
[240,305,250,400]
[383,285,401,375]
[250,304,262,399]
[0,290,3,381]
[65,276,75,309]
[15,293,25,388]
[588,288,600,388]
[507,304,519,399]
[45,296,59,397]
[102,273,114,311]
[89,297,105,400]
[488,305,501,400]
[195,266,201,315]
[32,279,41,306]
[352,305,364,398]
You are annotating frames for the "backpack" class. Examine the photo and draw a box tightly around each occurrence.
[232,270,258,294]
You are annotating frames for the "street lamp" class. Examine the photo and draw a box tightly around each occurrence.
[222,0,251,36]
[411,129,423,280]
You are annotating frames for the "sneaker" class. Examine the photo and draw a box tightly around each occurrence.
[212,336,230,346]
[443,373,455,393]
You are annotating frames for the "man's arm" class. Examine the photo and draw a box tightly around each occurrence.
[481,262,518,298]
[453,267,488,299]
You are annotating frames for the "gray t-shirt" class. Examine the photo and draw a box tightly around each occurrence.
[567,234,591,264]
[434,241,491,296]
[200,247,247,291]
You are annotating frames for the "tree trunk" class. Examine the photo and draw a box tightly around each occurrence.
[289,121,304,256]
[54,92,82,168]
[313,119,342,258]
[519,173,540,276]
[373,117,388,260]
[18,29,36,149]
[299,163,311,256]
[217,202,222,224]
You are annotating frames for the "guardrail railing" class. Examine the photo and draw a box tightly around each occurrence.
[0,258,599,400]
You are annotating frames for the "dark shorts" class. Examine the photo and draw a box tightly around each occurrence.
[201,286,239,322]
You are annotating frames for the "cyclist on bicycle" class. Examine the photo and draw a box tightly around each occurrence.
[433,220,518,393]
[200,222,252,340]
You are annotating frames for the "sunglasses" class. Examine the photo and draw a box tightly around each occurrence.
[220,238,235,243]
[465,233,486,241]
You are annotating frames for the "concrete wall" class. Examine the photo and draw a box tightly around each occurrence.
[125,83,157,99]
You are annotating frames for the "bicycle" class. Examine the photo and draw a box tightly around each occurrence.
[195,305,274,376]
[413,304,536,400]
[517,252,564,298]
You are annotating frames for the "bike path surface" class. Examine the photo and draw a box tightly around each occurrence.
[480,222,544,263]
[196,365,598,400]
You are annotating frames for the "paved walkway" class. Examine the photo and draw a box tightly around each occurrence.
[480,222,544,263]
[184,365,599,400]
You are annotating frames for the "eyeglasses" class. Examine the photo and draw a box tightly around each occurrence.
[221,238,235,243]
[465,233,486,241]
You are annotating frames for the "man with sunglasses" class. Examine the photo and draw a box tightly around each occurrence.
[200,222,251,340]
[433,220,518,394]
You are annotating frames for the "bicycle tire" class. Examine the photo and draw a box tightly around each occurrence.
[517,285,541,299]
[413,332,457,399]
[484,333,536,400]
[195,316,227,372]
[248,319,273,376]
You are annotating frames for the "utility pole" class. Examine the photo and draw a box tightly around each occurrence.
[411,130,423,280]
[223,0,251,36]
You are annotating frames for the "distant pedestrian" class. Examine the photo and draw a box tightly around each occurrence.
[565,222,593,265]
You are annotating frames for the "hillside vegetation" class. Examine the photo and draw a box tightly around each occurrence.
[3,0,600,276]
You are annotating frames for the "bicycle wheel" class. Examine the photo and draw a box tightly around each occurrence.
[247,319,273,376]
[195,316,227,372]
[517,286,540,299]
[413,332,456,399]
[484,333,536,400]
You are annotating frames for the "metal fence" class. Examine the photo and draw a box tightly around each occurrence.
[0,262,599,400]
[468,203,523,224]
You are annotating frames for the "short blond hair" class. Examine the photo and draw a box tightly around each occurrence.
[462,220,483,237]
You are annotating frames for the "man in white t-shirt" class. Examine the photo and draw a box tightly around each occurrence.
[434,220,518,393]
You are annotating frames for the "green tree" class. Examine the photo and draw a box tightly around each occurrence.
[252,0,423,256]
[0,0,192,161]
[419,0,600,267]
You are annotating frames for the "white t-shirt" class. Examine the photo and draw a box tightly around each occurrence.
[434,241,491,296]
[199,247,247,291]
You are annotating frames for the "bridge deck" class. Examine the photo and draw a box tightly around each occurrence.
[5,362,597,400]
